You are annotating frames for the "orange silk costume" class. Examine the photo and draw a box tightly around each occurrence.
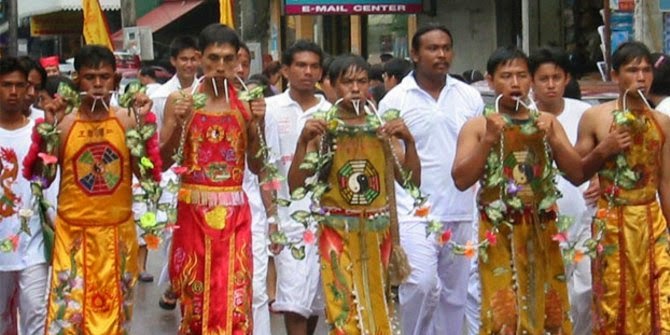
[478,118,572,335]
[169,99,253,334]
[45,110,138,334]
[318,120,395,335]
[592,107,670,334]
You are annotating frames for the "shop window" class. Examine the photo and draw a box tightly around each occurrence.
[366,14,408,64]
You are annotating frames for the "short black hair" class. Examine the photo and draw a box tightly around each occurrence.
[612,41,651,72]
[486,46,528,76]
[529,46,572,76]
[139,66,158,80]
[651,53,670,96]
[328,54,370,84]
[45,75,75,97]
[18,56,47,89]
[169,36,198,58]
[461,69,483,84]
[369,64,384,82]
[74,45,116,72]
[411,24,453,51]
[0,57,29,79]
[320,54,334,83]
[282,39,323,67]
[383,58,412,81]
[198,23,240,53]
[380,53,394,63]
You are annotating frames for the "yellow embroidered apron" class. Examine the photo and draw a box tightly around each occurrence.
[593,108,670,334]
[478,119,572,335]
[45,110,138,335]
[319,125,394,335]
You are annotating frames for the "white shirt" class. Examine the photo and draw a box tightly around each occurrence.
[555,98,592,229]
[656,97,670,116]
[0,119,46,270]
[378,74,484,222]
[264,91,331,238]
[150,75,196,129]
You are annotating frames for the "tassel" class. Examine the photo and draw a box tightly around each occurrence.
[383,141,411,285]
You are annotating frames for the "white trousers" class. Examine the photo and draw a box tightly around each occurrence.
[399,220,473,335]
[273,237,323,317]
[251,208,270,335]
[0,263,49,335]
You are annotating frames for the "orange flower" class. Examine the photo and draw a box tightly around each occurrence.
[415,205,430,218]
[144,234,161,250]
[596,208,608,219]
[464,241,476,259]
[573,250,585,263]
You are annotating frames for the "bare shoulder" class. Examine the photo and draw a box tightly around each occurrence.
[460,115,486,137]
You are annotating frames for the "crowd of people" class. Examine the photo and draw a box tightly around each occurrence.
[1,21,670,335]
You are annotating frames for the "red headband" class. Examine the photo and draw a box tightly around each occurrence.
[39,56,60,68]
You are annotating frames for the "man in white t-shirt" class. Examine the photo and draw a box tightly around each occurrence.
[378,25,484,335]
[264,40,331,335]
[0,57,49,335]
[530,46,596,335]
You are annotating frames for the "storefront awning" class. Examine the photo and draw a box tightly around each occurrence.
[111,0,203,41]
[19,0,120,19]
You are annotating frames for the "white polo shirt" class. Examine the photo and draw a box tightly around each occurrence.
[264,90,331,238]
[378,73,484,222]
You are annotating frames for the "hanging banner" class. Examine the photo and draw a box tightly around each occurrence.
[83,0,113,50]
[220,0,235,28]
[284,0,422,15]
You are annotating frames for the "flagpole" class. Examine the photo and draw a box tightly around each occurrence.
[8,0,18,56]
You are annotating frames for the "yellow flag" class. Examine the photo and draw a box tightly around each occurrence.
[82,0,113,50]
[220,0,235,28]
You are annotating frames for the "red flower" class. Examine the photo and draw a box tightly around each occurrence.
[172,166,188,175]
[486,230,497,246]
[439,229,452,245]
[552,232,568,243]
[8,234,19,251]
[143,111,157,124]
[38,152,58,165]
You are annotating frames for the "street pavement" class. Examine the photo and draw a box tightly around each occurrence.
[129,250,329,334]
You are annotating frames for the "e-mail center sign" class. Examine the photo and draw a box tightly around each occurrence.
[284,0,423,15]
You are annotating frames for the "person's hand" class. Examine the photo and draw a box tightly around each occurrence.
[43,95,67,124]
[483,113,506,145]
[173,93,194,124]
[299,119,327,144]
[379,118,414,143]
[599,127,632,157]
[268,223,284,255]
[537,113,558,143]
[249,99,266,123]
[133,92,153,116]
[583,177,601,206]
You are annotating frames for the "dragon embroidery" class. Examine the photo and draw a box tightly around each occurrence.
[0,147,20,218]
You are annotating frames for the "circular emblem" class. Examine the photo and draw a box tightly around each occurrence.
[337,159,380,205]
[191,280,204,294]
[74,142,123,195]
[206,125,225,143]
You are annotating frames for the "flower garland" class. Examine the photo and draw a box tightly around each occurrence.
[576,103,642,260]
[19,82,79,260]
[118,82,167,249]
[271,105,441,260]
[238,85,285,192]
[454,104,576,263]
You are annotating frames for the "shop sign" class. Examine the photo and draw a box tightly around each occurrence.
[285,0,422,15]
[31,11,83,36]
[662,0,670,12]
